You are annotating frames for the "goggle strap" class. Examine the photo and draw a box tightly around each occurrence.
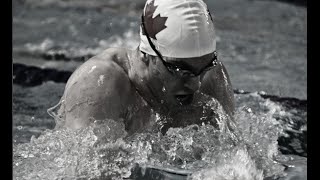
[141,15,166,62]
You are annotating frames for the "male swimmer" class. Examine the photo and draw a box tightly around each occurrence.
[49,0,235,135]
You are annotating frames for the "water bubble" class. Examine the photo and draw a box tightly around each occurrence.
[17,126,23,130]
[213,60,218,66]
[155,113,161,122]
[162,86,166,92]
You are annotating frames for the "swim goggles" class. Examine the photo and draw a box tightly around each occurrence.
[141,15,218,78]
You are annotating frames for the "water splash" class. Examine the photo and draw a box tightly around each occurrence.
[13,92,305,179]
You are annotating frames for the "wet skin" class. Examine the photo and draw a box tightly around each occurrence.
[135,52,217,110]
[55,47,235,135]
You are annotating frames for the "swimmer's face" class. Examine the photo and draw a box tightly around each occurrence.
[146,52,217,107]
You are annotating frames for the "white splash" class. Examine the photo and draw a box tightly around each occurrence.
[221,65,229,87]
[162,86,166,92]
[97,75,105,86]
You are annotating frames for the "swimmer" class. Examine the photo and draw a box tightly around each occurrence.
[50,0,235,135]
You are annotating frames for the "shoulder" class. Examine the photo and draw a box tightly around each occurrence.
[200,62,230,90]
[63,48,135,102]
[61,48,138,127]
[66,48,130,86]
[94,47,131,71]
[200,61,235,117]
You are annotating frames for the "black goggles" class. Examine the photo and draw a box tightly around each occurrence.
[141,15,218,77]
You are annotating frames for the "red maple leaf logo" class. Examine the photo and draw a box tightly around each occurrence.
[142,0,168,40]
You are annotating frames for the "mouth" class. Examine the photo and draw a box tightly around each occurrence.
[175,94,194,105]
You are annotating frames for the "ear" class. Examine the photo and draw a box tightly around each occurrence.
[140,51,150,66]
[148,54,157,65]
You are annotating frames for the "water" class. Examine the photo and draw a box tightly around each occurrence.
[13,88,307,180]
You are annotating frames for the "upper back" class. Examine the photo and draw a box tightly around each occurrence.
[64,48,130,93]
[61,48,137,128]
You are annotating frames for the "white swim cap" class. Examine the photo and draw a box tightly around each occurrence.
[139,0,216,58]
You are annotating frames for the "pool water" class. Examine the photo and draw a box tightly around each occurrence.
[13,84,307,180]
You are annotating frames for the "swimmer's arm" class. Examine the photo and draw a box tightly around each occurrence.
[200,62,235,117]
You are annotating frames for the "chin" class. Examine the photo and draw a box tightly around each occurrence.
[162,94,194,108]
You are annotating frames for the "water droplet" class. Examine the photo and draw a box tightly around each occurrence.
[213,60,218,66]
[259,91,266,95]
[162,86,166,92]
[155,113,161,122]
[22,154,28,158]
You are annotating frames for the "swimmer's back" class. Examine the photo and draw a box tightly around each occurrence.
[59,48,136,129]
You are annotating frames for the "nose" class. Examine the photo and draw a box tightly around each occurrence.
[182,76,200,92]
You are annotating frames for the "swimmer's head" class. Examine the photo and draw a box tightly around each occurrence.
[139,0,216,59]
[138,0,218,107]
